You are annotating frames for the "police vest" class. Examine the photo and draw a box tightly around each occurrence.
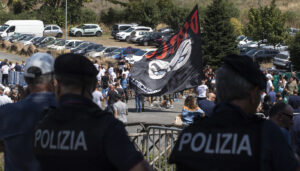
[33,105,118,171]
[169,104,263,171]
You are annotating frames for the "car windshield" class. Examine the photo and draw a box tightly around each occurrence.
[77,25,84,29]
[0,24,9,32]
[237,35,246,41]
[276,54,289,59]
[77,43,90,49]
[23,36,34,41]
[37,37,46,42]
[55,40,65,46]
[125,28,134,33]
[112,48,123,53]
[134,50,146,56]
[96,47,105,52]
[246,49,258,56]
[75,41,83,47]
[88,44,101,50]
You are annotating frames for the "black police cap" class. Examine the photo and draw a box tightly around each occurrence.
[223,54,266,90]
[54,53,98,78]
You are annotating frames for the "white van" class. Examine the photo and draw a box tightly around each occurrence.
[0,20,44,38]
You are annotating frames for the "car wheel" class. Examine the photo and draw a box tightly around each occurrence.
[143,41,149,46]
[96,31,102,37]
[75,32,82,37]
[125,36,130,42]
[56,33,63,38]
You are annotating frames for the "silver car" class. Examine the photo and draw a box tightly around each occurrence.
[44,25,63,37]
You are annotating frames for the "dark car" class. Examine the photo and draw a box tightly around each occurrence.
[83,44,104,54]
[73,43,103,55]
[35,37,56,47]
[71,42,93,53]
[245,48,279,60]
[137,32,173,46]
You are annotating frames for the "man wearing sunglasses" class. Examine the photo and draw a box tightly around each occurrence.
[269,102,294,146]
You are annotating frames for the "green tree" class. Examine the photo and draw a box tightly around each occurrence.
[125,0,161,28]
[245,0,286,47]
[289,32,300,71]
[202,0,238,67]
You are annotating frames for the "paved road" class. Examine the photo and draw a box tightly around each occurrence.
[125,97,184,133]
[0,51,26,62]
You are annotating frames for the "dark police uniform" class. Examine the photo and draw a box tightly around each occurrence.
[169,55,300,171]
[33,54,144,171]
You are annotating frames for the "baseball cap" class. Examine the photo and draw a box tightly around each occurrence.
[223,54,267,90]
[24,53,54,78]
[54,53,98,78]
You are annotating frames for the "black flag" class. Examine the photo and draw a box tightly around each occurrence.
[130,6,202,96]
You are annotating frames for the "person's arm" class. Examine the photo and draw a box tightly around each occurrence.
[126,109,128,115]
[113,109,118,119]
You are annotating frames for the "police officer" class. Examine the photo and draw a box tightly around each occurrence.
[33,54,151,171]
[169,54,300,171]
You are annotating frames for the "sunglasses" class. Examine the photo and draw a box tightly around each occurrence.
[281,112,293,119]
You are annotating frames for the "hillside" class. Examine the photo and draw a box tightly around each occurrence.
[84,0,300,27]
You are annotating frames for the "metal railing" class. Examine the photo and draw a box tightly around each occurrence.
[127,123,183,171]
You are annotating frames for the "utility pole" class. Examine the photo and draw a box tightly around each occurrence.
[65,0,68,44]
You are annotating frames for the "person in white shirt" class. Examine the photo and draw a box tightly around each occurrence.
[108,66,114,75]
[93,60,99,71]
[196,79,208,106]
[92,87,104,109]
[1,63,10,85]
[0,87,12,106]
[113,94,128,123]
[266,75,273,94]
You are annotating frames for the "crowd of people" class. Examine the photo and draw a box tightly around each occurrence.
[0,52,300,170]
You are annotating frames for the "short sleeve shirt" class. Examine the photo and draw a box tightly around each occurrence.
[197,85,208,98]
[113,101,128,123]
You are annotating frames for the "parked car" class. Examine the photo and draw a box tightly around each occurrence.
[246,48,279,60]
[87,47,120,58]
[35,37,56,47]
[129,31,152,43]
[1,32,21,41]
[71,42,95,54]
[48,39,67,50]
[44,24,63,37]
[39,38,60,48]
[158,27,174,33]
[0,20,44,38]
[33,36,47,45]
[65,40,84,50]
[21,36,39,46]
[125,49,156,64]
[83,44,104,54]
[111,23,138,39]
[107,47,140,59]
[69,24,102,37]
[288,27,299,36]
[273,51,291,70]
[116,26,153,41]
[137,32,171,46]
[13,34,34,43]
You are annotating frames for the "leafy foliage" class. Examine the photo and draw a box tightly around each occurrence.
[202,0,238,67]
[289,32,300,71]
[244,0,287,47]
[102,0,189,30]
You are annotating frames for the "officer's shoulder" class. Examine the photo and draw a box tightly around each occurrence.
[261,119,282,133]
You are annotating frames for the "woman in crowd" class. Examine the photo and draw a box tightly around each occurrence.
[181,95,205,125]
